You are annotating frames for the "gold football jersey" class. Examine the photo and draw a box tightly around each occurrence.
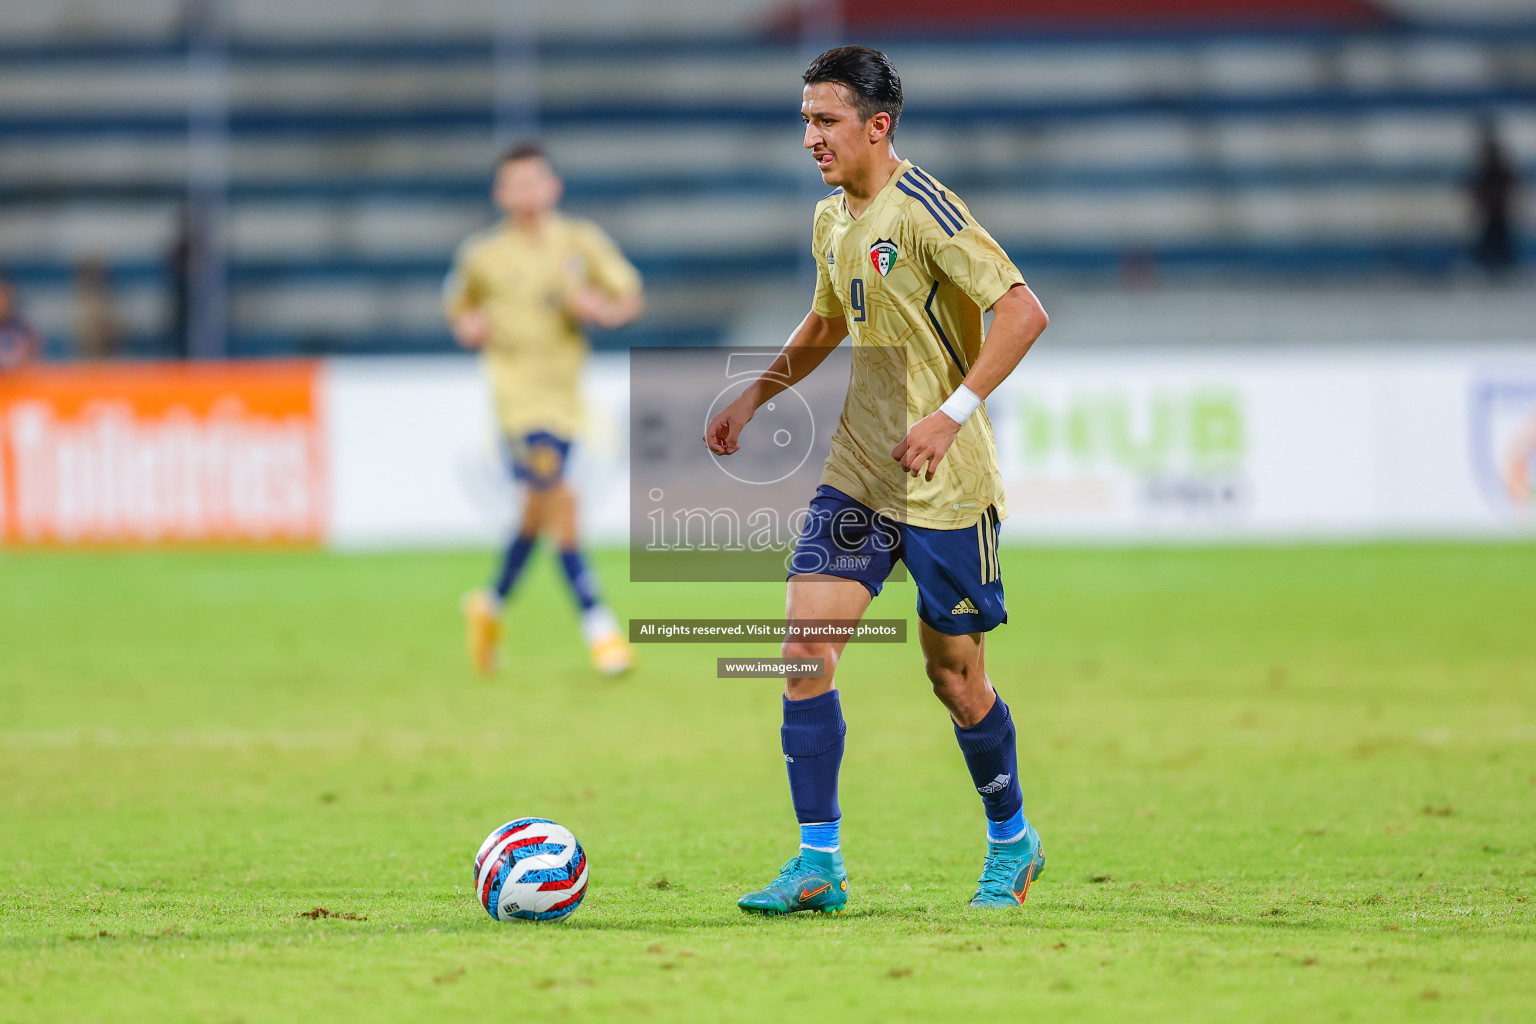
[443,213,641,438]
[810,159,1024,528]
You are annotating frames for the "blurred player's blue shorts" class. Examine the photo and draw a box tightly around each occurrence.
[787,484,1007,636]
[504,431,571,491]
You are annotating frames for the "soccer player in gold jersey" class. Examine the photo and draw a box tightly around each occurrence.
[704,47,1051,912]
[446,142,643,676]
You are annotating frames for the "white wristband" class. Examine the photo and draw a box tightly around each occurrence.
[938,384,982,426]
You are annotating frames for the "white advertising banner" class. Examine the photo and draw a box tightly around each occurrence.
[323,356,630,549]
[318,345,1536,548]
[986,345,1536,540]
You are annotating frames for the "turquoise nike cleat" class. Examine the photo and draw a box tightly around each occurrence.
[970,822,1046,908]
[737,848,849,915]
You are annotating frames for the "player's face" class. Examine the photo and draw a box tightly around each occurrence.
[802,82,877,186]
[493,156,563,219]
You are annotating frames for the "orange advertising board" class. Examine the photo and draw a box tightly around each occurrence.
[0,361,325,546]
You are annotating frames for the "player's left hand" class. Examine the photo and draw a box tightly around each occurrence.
[567,287,613,326]
[892,411,962,482]
[568,287,644,330]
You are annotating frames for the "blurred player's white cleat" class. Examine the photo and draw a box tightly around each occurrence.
[590,634,634,676]
[462,590,503,676]
[582,607,634,676]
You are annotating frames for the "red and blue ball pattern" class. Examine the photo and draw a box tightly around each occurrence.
[473,817,588,922]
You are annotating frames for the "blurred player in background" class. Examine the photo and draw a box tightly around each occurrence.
[445,142,644,676]
[0,276,43,372]
[705,47,1051,913]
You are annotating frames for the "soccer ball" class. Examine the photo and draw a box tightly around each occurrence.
[473,817,589,922]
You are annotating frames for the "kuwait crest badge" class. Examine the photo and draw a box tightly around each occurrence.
[869,239,898,277]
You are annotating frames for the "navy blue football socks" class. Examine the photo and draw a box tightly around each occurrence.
[492,533,537,601]
[782,690,846,831]
[558,548,601,612]
[954,694,1028,843]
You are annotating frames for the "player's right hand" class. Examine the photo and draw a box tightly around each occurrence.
[451,310,492,349]
[704,397,754,455]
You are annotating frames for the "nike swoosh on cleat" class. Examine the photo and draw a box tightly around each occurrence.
[798,883,831,902]
[1012,863,1041,905]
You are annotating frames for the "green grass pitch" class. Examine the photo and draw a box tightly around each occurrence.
[2,543,1534,1022]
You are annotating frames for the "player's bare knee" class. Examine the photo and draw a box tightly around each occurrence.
[522,490,548,523]
[781,638,831,663]
[924,657,974,698]
[783,639,838,688]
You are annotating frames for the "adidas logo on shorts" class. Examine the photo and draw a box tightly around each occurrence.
[950,597,979,615]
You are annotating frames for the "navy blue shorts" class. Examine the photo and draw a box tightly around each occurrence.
[788,485,1007,636]
[505,431,571,491]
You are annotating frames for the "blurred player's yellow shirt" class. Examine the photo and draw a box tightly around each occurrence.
[811,159,1024,528]
[444,214,641,438]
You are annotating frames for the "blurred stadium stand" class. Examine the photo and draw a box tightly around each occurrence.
[0,0,1532,358]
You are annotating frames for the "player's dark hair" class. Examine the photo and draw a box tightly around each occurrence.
[802,45,903,136]
[499,141,548,167]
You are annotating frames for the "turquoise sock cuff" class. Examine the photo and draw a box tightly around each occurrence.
[799,819,841,851]
[988,808,1027,844]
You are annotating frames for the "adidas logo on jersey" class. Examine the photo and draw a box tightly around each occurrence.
[950,597,979,615]
[977,773,1011,795]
